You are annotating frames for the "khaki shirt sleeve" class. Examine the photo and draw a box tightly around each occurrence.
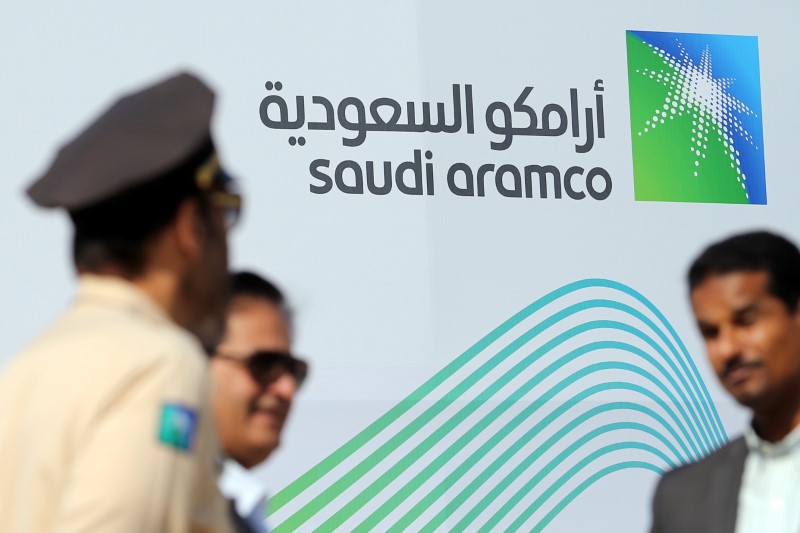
[52,347,232,533]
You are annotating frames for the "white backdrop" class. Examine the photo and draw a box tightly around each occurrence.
[3,1,798,531]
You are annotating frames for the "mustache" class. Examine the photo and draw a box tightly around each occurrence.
[249,396,290,418]
[720,358,761,379]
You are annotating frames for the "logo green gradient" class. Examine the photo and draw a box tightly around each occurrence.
[626,30,766,204]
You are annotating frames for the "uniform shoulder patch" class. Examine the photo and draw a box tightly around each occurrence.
[158,402,198,452]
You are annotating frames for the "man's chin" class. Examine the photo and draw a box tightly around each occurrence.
[730,386,769,410]
[246,431,280,456]
[234,444,277,469]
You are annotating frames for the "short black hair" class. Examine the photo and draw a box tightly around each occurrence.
[688,230,800,311]
[231,271,285,305]
[70,140,216,275]
[230,271,293,328]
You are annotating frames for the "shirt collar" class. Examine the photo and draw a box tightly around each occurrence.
[218,459,271,519]
[745,421,800,458]
[76,274,171,325]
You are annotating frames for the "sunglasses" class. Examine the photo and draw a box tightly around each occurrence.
[195,153,243,229]
[208,186,242,230]
[215,351,308,389]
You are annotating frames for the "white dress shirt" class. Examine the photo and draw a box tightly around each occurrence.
[218,460,271,533]
[735,423,800,533]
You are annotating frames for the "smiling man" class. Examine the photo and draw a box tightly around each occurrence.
[651,231,800,533]
[211,272,308,533]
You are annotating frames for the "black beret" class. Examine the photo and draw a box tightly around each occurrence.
[27,72,216,211]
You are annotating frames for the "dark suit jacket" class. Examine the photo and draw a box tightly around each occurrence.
[651,437,748,533]
[229,499,257,533]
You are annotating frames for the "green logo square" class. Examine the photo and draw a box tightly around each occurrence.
[158,403,197,452]
[626,30,766,204]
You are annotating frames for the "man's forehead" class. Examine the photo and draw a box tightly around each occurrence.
[229,293,279,311]
[690,270,771,312]
[219,297,291,352]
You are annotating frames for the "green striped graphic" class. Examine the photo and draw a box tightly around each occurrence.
[270,279,727,531]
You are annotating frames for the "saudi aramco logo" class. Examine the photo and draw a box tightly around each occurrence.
[626,30,766,204]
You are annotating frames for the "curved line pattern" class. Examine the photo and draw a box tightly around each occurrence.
[514,459,666,533]
[351,348,702,533]
[471,421,678,533]
[270,279,728,532]
[400,364,697,533]
[451,380,683,533]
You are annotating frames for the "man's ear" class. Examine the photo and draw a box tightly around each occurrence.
[173,198,203,261]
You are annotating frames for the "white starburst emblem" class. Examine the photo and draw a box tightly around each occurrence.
[634,39,759,198]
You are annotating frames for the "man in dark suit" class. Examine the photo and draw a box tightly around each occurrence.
[211,272,309,533]
[651,231,800,533]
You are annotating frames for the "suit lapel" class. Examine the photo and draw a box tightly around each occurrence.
[707,437,748,533]
[229,499,257,533]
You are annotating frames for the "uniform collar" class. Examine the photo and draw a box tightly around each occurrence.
[76,274,172,325]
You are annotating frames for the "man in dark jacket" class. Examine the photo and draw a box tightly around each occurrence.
[651,231,800,533]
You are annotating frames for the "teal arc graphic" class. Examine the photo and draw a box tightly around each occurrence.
[269,279,728,531]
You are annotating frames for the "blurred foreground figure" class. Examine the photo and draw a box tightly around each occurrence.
[0,72,241,533]
[211,272,308,533]
[651,231,800,533]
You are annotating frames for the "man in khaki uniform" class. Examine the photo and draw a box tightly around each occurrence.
[0,72,238,533]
